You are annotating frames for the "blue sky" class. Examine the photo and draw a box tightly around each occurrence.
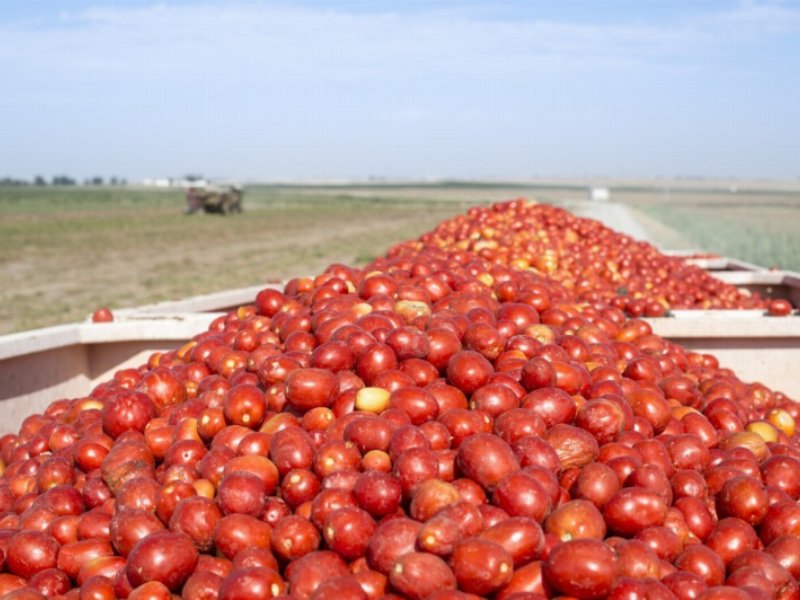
[1,0,799,181]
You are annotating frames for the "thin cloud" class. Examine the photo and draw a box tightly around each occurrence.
[3,2,786,82]
[1,1,799,179]
[378,108,431,122]
[722,0,800,24]
[3,1,799,79]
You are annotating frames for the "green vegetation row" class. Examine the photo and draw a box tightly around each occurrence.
[638,204,800,272]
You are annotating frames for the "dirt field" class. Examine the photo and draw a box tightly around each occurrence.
[2,180,799,334]
[0,186,491,334]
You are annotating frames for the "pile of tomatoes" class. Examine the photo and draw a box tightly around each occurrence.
[389,200,769,316]
[0,201,797,599]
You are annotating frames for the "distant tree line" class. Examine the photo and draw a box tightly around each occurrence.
[0,176,127,187]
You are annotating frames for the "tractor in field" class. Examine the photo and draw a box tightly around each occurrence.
[185,185,243,215]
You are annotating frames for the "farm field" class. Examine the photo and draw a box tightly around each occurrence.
[254,181,800,270]
[2,180,799,335]
[0,184,533,334]
[623,195,800,272]
[523,182,800,268]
